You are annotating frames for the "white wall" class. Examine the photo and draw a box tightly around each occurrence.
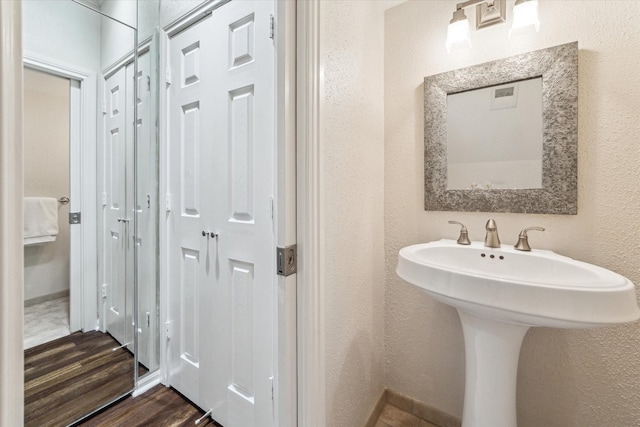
[321,1,389,425]
[22,0,101,72]
[23,69,71,302]
[100,1,137,71]
[137,0,160,42]
[385,1,640,425]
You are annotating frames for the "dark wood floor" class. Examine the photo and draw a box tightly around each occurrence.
[78,385,220,426]
[25,331,136,427]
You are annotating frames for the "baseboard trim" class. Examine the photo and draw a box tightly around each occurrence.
[133,370,162,397]
[363,389,387,427]
[363,388,462,427]
[25,290,70,307]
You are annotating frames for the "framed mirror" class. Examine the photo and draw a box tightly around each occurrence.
[424,42,578,214]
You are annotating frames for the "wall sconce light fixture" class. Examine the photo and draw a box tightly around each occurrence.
[445,0,540,52]
[510,0,540,38]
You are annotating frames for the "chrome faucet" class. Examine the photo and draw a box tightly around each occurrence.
[484,219,501,248]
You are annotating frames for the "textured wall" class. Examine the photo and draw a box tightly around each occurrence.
[23,69,71,302]
[321,1,387,425]
[158,0,208,29]
[384,1,640,425]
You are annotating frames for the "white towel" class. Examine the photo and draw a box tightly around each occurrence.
[24,197,59,246]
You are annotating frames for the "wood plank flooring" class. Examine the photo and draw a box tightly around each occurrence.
[78,385,220,426]
[25,331,136,427]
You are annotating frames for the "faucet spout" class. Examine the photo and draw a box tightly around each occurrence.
[485,219,501,248]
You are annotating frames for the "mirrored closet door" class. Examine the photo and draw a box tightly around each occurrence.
[22,1,159,425]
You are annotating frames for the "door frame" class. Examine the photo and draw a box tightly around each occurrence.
[23,53,99,333]
[295,0,326,425]
[0,1,24,424]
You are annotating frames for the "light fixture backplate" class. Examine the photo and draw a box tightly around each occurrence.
[476,0,506,29]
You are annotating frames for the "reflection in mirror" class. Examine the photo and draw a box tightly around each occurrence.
[22,1,142,425]
[424,42,578,214]
[447,77,543,190]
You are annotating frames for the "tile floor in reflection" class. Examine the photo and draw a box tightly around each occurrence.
[375,404,439,427]
[24,296,70,349]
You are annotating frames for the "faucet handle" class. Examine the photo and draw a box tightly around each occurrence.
[514,227,545,251]
[448,221,471,245]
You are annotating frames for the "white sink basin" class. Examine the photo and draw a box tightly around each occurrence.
[397,239,640,328]
[396,239,640,427]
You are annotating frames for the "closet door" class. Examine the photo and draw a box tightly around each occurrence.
[167,1,275,425]
[135,50,157,370]
[167,17,216,406]
[104,67,130,346]
[206,2,275,426]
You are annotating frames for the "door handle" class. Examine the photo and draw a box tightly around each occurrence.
[202,230,219,239]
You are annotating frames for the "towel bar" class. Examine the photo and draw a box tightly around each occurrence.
[58,197,69,205]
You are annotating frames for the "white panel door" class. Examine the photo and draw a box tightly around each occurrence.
[167,18,215,406]
[104,66,131,346]
[206,2,275,426]
[167,1,275,425]
[124,62,136,351]
[134,51,158,370]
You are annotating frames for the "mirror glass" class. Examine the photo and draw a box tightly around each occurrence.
[21,1,154,425]
[446,77,543,190]
[424,42,578,214]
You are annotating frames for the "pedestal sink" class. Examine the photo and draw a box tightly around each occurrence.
[396,239,640,427]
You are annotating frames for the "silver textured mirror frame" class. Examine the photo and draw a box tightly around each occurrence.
[424,42,578,214]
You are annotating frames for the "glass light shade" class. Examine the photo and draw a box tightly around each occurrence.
[509,0,540,38]
[445,19,471,53]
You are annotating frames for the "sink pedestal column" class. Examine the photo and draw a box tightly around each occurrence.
[457,310,531,427]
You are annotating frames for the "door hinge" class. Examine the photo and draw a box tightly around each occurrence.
[270,197,274,220]
[165,320,172,340]
[276,244,296,276]
[269,376,274,401]
[165,66,172,85]
[147,75,151,92]
[102,101,107,114]
[69,212,81,224]
[101,283,108,298]
[269,14,275,40]
[165,194,172,212]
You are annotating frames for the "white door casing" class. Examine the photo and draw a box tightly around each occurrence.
[167,1,276,425]
[24,54,99,335]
